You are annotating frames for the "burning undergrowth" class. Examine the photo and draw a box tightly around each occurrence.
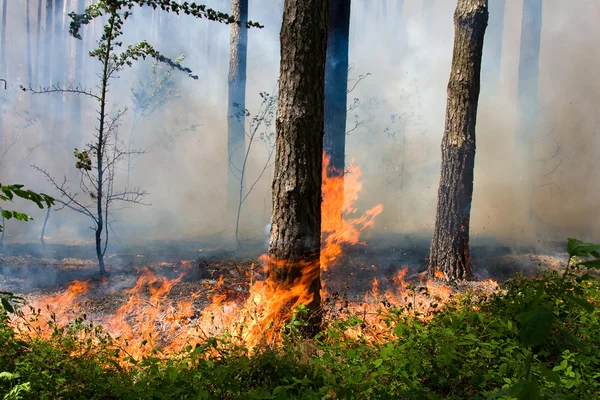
[0,155,560,361]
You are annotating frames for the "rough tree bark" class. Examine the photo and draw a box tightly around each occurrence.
[323,0,350,221]
[514,0,542,239]
[227,0,248,216]
[428,0,488,282]
[268,0,328,336]
[481,0,505,93]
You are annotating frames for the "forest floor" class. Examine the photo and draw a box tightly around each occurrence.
[0,233,568,321]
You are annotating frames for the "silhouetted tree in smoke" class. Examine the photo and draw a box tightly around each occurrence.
[227,0,248,218]
[514,0,543,239]
[26,0,33,84]
[24,0,261,275]
[44,0,53,88]
[428,0,488,282]
[323,0,351,226]
[71,0,86,146]
[481,0,505,93]
[0,0,6,80]
[268,0,327,336]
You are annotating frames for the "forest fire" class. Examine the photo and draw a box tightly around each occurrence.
[6,155,492,360]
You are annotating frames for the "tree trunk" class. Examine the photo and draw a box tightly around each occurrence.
[227,0,248,218]
[481,0,505,93]
[34,0,42,86]
[0,0,7,80]
[514,0,542,239]
[53,0,64,136]
[71,0,85,147]
[26,0,33,84]
[323,0,350,226]
[44,0,53,87]
[428,0,488,282]
[268,0,328,336]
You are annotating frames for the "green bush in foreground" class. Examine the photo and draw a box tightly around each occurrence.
[1,239,599,399]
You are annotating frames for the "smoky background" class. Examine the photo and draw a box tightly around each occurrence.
[0,0,597,255]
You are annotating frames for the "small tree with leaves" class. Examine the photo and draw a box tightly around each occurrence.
[23,0,260,274]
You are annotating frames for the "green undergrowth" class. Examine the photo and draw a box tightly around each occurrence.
[1,239,600,399]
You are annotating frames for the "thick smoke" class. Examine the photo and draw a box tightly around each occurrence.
[0,0,598,254]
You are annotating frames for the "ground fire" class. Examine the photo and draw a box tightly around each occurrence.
[4,155,501,360]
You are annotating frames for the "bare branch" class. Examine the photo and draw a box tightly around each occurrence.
[20,83,101,101]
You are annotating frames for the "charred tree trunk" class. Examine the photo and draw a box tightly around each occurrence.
[428,0,488,282]
[481,0,505,93]
[227,0,248,219]
[323,0,350,224]
[268,0,328,336]
[514,0,542,236]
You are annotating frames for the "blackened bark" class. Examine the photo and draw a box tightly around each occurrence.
[268,0,328,335]
[514,0,542,225]
[428,0,488,282]
[227,0,248,215]
[481,0,504,93]
[323,0,350,201]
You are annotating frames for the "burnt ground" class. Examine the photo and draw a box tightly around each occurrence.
[0,234,568,318]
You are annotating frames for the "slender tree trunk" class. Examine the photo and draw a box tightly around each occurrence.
[323,0,351,226]
[44,0,53,87]
[26,0,33,84]
[94,14,116,276]
[514,0,542,238]
[481,0,504,92]
[34,0,42,86]
[0,0,7,80]
[227,0,248,219]
[428,0,488,282]
[268,0,328,336]
[71,0,85,147]
[53,0,64,137]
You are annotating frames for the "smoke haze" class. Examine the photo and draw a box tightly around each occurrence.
[0,0,598,253]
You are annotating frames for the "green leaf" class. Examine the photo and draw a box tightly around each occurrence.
[578,259,600,269]
[373,359,383,368]
[563,294,595,313]
[515,308,553,348]
[539,363,561,384]
[567,238,600,257]
[1,297,14,313]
